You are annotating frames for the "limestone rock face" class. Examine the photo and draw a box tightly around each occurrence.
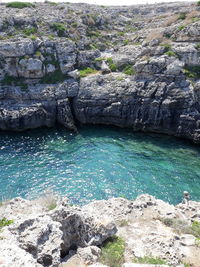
[1,195,200,267]
[18,58,44,78]
[0,1,200,143]
[74,71,200,142]
[0,197,117,267]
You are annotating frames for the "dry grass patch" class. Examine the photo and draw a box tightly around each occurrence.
[161,15,178,27]
[146,30,164,42]
[37,190,58,211]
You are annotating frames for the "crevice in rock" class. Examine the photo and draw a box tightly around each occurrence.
[68,96,80,129]
[60,244,78,259]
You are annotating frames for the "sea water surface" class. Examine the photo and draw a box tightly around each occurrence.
[0,126,200,205]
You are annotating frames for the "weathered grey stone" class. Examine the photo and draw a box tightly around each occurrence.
[57,98,76,131]
[18,58,44,78]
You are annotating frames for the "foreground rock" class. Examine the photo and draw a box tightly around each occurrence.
[0,194,200,267]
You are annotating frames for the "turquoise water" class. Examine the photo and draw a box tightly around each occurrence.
[0,126,200,205]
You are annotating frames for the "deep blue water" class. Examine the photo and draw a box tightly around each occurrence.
[0,126,200,205]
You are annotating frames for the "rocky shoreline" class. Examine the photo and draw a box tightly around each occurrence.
[0,194,200,267]
[0,2,200,142]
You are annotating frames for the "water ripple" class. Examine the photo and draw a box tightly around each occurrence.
[0,126,200,204]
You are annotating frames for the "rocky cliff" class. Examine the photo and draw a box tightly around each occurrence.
[0,194,200,267]
[1,1,200,142]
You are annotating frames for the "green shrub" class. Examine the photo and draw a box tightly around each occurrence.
[95,57,106,62]
[6,1,35,8]
[100,236,125,267]
[178,25,185,31]
[0,218,14,229]
[40,69,66,84]
[48,201,57,211]
[109,63,117,72]
[79,68,98,78]
[35,51,41,57]
[46,1,58,5]
[187,221,200,238]
[1,75,28,90]
[161,43,171,51]
[106,57,113,65]
[119,219,128,227]
[165,51,177,57]
[184,65,200,79]
[124,40,130,45]
[118,31,125,36]
[123,65,135,75]
[160,217,200,238]
[116,76,125,81]
[51,23,66,37]
[197,1,200,6]
[30,35,37,41]
[23,27,37,36]
[178,13,186,20]
[133,256,166,264]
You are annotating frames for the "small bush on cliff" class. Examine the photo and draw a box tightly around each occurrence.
[123,65,135,75]
[197,1,200,6]
[160,217,200,239]
[1,75,28,90]
[23,27,37,36]
[0,218,14,229]
[165,50,177,57]
[100,236,125,267]
[187,221,200,238]
[184,65,200,79]
[178,13,186,20]
[79,68,98,78]
[6,2,35,8]
[51,23,67,37]
[133,256,166,264]
[40,69,66,84]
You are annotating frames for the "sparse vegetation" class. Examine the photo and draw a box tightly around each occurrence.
[116,76,125,81]
[146,30,163,42]
[30,35,37,41]
[119,219,128,227]
[100,236,125,267]
[160,217,200,239]
[184,65,200,79]
[162,15,178,27]
[178,25,186,31]
[40,69,66,84]
[178,13,186,20]
[79,67,98,78]
[1,75,28,90]
[133,256,167,264]
[50,23,66,37]
[124,39,129,45]
[197,0,200,6]
[0,218,14,229]
[165,50,177,57]
[188,221,200,238]
[23,27,37,36]
[161,43,172,50]
[38,190,58,210]
[6,1,35,8]
[123,65,135,75]
[35,51,42,57]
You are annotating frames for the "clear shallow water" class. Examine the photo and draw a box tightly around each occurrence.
[0,126,200,205]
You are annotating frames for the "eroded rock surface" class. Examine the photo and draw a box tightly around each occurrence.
[0,195,200,267]
[0,2,200,142]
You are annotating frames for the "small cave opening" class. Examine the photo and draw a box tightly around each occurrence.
[60,243,78,259]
